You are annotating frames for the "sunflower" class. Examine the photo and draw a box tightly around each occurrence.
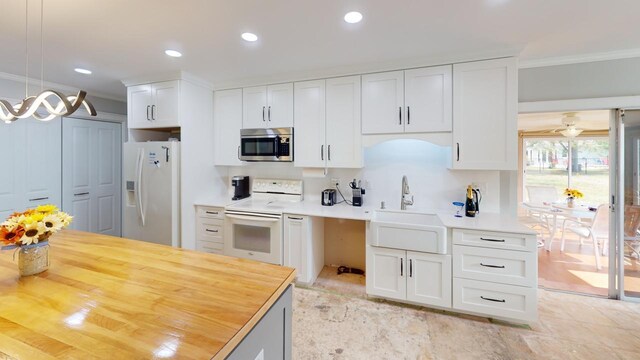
[36,204,58,214]
[0,226,24,246]
[58,212,73,226]
[43,214,63,232]
[20,220,45,245]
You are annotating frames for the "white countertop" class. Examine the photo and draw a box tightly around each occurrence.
[194,197,534,234]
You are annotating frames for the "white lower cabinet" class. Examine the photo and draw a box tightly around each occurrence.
[452,228,538,323]
[367,246,452,308]
[283,215,324,285]
[195,206,225,254]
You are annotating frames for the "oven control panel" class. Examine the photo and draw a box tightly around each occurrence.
[252,179,303,195]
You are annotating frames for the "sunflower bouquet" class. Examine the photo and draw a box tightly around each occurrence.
[564,188,584,200]
[0,205,72,250]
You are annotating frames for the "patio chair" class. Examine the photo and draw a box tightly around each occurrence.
[624,205,640,258]
[560,204,609,270]
[523,186,561,244]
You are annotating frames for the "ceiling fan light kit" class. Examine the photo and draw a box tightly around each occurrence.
[0,0,96,124]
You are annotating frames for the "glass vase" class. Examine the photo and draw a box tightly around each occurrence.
[567,197,575,208]
[18,243,50,276]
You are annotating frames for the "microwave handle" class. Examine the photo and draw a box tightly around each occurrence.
[237,146,241,160]
[274,136,281,158]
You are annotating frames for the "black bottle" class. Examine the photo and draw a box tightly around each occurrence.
[465,185,477,217]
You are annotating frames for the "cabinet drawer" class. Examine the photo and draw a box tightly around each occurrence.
[198,220,223,239]
[197,206,224,219]
[453,245,536,287]
[453,229,536,252]
[453,278,537,323]
[197,240,224,254]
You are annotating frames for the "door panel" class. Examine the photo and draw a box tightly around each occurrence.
[152,80,180,127]
[294,80,326,168]
[267,83,294,128]
[404,65,452,133]
[127,84,152,129]
[326,76,362,168]
[362,71,404,134]
[23,118,62,209]
[407,252,452,308]
[243,86,268,129]
[0,121,22,218]
[94,124,121,235]
[63,120,92,231]
[213,89,243,166]
[366,246,406,300]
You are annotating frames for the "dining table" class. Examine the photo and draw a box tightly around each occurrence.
[523,202,596,251]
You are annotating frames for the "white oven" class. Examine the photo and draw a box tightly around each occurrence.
[224,210,283,265]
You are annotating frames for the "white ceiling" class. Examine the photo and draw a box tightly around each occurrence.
[1,0,639,100]
[518,110,610,131]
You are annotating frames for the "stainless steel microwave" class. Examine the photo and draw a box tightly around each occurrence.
[239,127,293,162]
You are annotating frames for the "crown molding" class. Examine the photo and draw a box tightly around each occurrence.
[519,48,640,69]
[121,71,213,90]
[0,71,125,102]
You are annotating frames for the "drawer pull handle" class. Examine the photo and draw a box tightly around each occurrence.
[205,229,219,233]
[205,211,219,215]
[481,296,506,303]
[480,263,505,269]
[29,197,49,202]
[288,216,303,220]
[480,237,506,243]
[400,258,403,276]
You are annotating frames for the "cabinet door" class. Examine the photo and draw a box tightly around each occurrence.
[452,58,517,170]
[294,80,325,168]
[284,215,309,283]
[366,246,406,300]
[23,118,62,209]
[127,84,153,129]
[407,252,452,308]
[243,86,268,129]
[151,80,180,127]
[0,121,22,219]
[404,65,452,133]
[361,71,404,134]
[213,89,243,166]
[326,76,362,168]
[267,83,294,128]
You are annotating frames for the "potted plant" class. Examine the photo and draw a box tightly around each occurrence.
[0,205,72,276]
[563,188,584,208]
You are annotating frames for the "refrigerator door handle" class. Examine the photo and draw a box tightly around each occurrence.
[136,149,146,227]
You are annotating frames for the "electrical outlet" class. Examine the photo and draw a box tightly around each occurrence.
[330,178,340,187]
[472,182,488,196]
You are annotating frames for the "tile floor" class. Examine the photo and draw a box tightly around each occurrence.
[293,286,640,359]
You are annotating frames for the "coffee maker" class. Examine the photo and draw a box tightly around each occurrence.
[232,176,250,200]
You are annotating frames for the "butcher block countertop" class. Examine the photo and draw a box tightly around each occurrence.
[0,230,296,359]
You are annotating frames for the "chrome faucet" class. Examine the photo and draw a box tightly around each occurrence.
[401,175,414,210]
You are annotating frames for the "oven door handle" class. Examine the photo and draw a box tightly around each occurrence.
[225,213,281,222]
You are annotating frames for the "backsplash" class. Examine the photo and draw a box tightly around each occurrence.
[225,139,502,213]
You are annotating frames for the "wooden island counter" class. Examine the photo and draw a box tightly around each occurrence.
[0,230,296,359]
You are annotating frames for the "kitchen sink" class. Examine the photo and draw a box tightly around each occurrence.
[369,210,448,254]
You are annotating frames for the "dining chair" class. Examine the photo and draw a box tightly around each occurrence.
[624,205,640,258]
[524,186,559,234]
[560,204,609,270]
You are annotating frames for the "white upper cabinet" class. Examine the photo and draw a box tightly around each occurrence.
[452,57,517,170]
[362,66,452,134]
[213,89,243,166]
[294,76,362,168]
[267,83,294,128]
[127,80,180,129]
[362,71,404,134]
[243,83,293,129]
[404,65,452,133]
[294,80,326,168]
[326,76,362,168]
[242,86,267,129]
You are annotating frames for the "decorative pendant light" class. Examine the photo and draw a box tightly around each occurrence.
[0,0,96,124]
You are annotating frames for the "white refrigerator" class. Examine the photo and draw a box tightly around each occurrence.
[123,141,180,247]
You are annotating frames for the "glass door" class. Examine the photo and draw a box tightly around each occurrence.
[617,109,640,300]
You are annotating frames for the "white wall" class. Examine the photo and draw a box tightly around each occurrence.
[227,139,502,213]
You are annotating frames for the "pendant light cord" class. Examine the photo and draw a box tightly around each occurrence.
[25,0,29,98]
[40,0,44,92]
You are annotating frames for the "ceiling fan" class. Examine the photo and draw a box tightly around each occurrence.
[550,112,583,138]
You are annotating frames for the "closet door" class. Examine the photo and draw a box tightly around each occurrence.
[23,118,62,209]
[63,118,122,235]
[0,121,23,219]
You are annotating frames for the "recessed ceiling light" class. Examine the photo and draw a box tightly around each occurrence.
[164,49,182,58]
[74,68,92,75]
[344,11,363,24]
[241,32,258,42]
